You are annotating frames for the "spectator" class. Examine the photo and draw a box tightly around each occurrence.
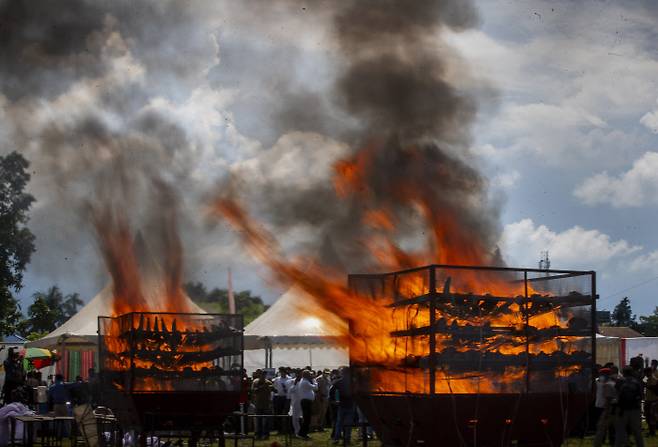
[36,382,48,415]
[313,369,331,431]
[297,370,318,439]
[48,374,71,417]
[614,366,644,447]
[251,370,274,440]
[645,366,657,437]
[630,354,644,378]
[357,406,374,440]
[1,348,24,404]
[70,374,96,441]
[330,367,355,445]
[88,369,101,407]
[272,367,291,432]
[593,367,617,447]
[288,373,303,436]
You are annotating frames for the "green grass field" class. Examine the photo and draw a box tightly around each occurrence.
[231,430,658,447]
[52,431,658,447]
[51,426,658,446]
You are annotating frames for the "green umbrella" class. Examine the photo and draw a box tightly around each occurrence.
[22,347,57,370]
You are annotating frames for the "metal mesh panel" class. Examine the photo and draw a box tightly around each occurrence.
[348,265,595,396]
[98,312,243,393]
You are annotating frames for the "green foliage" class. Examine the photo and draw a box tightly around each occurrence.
[611,297,637,328]
[638,306,658,337]
[62,293,83,320]
[184,281,269,325]
[0,288,24,336]
[0,152,35,336]
[25,331,49,341]
[26,286,83,334]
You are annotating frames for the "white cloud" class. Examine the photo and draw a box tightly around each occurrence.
[448,2,658,169]
[629,250,658,274]
[500,218,641,268]
[574,152,658,207]
[640,98,658,133]
[491,170,521,189]
[229,131,348,191]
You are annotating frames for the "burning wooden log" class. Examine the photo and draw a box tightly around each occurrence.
[390,319,591,339]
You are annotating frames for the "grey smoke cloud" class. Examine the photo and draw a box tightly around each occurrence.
[0,0,499,306]
[221,0,500,271]
[0,0,230,302]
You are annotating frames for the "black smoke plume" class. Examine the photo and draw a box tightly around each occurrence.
[221,0,499,271]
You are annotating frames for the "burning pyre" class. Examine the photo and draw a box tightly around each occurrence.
[98,312,243,393]
[212,0,593,399]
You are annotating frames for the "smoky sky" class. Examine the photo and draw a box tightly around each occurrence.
[0,0,227,299]
[0,0,500,305]
[221,0,500,272]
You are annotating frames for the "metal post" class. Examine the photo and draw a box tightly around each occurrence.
[129,314,136,393]
[591,272,597,387]
[428,266,436,395]
[524,271,530,393]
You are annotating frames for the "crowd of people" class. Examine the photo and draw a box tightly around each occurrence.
[245,366,368,443]
[5,344,658,445]
[1,347,97,414]
[593,356,657,447]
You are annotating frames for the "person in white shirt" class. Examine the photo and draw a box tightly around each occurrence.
[593,367,617,447]
[288,373,303,436]
[272,367,292,432]
[297,370,318,439]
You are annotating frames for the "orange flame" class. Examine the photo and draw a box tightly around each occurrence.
[92,209,203,391]
[215,144,587,394]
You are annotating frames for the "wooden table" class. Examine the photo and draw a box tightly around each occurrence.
[10,415,54,447]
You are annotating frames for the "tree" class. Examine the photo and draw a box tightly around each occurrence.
[25,286,82,334]
[27,287,65,333]
[184,282,269,325]
[638,307,658,337]
[611,297,637,328]
[0,152,36,336]
[62,293,83,320]
[184,281,208,303]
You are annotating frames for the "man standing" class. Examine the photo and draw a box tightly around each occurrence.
[70,375,99,447]
[1,348,24,404]
[645,365,658,437]
[272,367,291,432]
[48,374,71,417]
[297,370,318,440]
[313,369,331,431]
[49,374,72,437]
[614,366,644,447]
[330,367,356,445]
[251,370,274,440]
[593,367,617,447]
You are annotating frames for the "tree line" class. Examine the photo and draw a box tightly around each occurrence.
[1,152,657,339]
[609,296,658,336]
[0,151,268,338]
[184,282,269,325]
[2,282,267,341]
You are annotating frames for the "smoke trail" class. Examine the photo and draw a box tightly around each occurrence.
[0,0,222,311]
[221,0,500,272]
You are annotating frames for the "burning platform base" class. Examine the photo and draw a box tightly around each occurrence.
[98,311,244,434]
[357,393,590,447]
[348,264,596,447]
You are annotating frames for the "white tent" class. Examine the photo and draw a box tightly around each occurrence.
[26,284,206,350]
[244,287,349,372]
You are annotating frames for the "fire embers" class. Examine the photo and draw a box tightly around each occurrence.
[99,312,243,393]
[349,265,595,395]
